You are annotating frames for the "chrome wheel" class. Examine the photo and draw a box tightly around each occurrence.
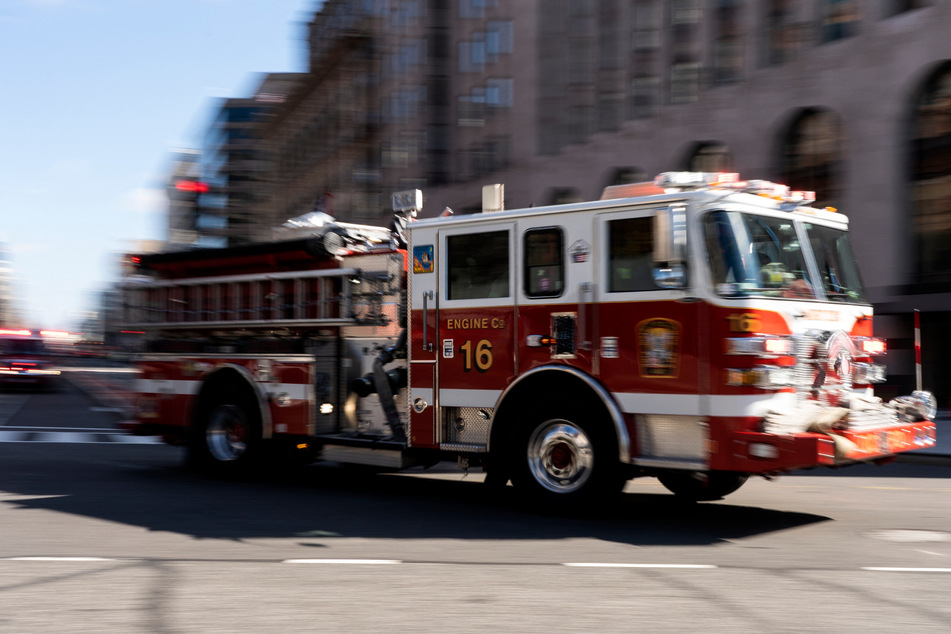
[206,404,248,462]
[526,421,594,494]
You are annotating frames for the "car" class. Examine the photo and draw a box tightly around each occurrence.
[0,329,61,391]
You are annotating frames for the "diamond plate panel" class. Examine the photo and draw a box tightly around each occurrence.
[443,407,491,447]
[637,414,706,461]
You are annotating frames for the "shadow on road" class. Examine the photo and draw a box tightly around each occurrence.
[1,446,830,548]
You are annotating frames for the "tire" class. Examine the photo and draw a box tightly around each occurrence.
[510,399,624,508]
[657,470,748,501]
[187,386,262,475]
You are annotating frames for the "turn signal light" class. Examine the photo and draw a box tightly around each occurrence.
[861,339,886,355]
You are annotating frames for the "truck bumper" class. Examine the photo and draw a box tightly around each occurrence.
[719,420,937,474]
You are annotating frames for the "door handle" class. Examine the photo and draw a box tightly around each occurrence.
[422,290,434,352]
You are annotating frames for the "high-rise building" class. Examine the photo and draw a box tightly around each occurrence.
[0,244,19,326]
[196,72,302,248]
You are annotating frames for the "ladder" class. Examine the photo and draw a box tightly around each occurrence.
[121,268,359,330]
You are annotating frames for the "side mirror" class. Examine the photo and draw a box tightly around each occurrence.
[653,204,688,288]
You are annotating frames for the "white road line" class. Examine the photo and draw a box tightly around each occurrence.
[862,567,951,573]
[283,559,402,565]
[0,430,162,444]
[7,557,115,562]
[563,563,718,569]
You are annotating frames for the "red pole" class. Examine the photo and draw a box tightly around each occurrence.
[915,309,922,392]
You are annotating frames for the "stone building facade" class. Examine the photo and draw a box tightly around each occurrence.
[251,0,951,403]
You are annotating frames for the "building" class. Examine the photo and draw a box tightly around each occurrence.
[194,73,302,248]
[0,244,19,326]
[246,0,951,405]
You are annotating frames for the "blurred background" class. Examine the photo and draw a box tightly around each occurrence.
[1,0,950,404]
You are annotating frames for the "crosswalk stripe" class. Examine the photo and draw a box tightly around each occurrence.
[0,430,162,444]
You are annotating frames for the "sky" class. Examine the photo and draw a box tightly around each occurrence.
[0,0,320,331]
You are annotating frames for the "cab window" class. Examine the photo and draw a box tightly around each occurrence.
[608,216,654,292]
[524,228,564,298]
[447,230,509,299]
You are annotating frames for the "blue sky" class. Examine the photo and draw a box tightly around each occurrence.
[0,0,318,331]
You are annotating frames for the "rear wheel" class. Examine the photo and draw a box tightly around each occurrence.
[511,400,624,507]
[657,470,748,501]
[188,387,262,475]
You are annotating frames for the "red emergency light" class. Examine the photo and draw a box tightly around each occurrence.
[175,180,209,193]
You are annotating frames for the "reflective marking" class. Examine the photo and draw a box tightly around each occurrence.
[283,559,401,565]
[7,557,115,562]
[437,388,502,407]
[862,567,951,573]
[563,563,717,569]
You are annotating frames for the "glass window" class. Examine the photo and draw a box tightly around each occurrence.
[804,222,868,303]
[524,229,564,298]
[706,211,817,299]
[779,108,843,209]
[608,217,654,292]
[821,0,860,42]
[447,231,509,300]
[911,64,951,279]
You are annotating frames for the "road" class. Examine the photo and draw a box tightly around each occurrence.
[1,368,951,632]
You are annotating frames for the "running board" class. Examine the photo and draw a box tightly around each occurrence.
[318,435,415,469]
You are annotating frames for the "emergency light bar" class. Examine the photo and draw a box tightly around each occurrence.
[654,172,739,189]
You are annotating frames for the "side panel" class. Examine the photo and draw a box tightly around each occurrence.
[135,355,315,437]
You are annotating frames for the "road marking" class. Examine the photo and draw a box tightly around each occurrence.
[7,557,115,562]
[563,563,717,569]
[862,567,951,573]
[0,429,162,444]
[283,559,402,565]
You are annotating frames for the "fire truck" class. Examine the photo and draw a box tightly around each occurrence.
[0,329,62,390]
[121,172,937,504]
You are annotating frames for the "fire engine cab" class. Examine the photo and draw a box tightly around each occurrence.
[122,172,937,504]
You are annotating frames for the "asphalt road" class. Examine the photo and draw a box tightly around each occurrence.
[2,374,951,632]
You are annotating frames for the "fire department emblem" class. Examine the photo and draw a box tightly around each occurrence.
[413,245,434,274]
[637,318,681,378]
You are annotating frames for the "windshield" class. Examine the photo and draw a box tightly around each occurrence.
[0,339,48,356]
[705,210,867,304]
[803,222,867,304]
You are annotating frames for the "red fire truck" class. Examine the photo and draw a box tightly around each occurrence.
[121,172,937,503]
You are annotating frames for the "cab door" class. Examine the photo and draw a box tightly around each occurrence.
[434,221,517,448]
[594,207,702,417]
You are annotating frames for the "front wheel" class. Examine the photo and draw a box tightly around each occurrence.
[511,401,624,507]
[657,470,748,501]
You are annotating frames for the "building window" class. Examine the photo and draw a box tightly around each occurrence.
[687,142,734,172]
[820,0,860,43]
[669,0,702,103]
[524,228,565,298]
[883,1,926,17]
[447,231,509,300]
[713,0,744,83]
[911,63,951,279]
[779,108,843,209]
[608,217,654,292]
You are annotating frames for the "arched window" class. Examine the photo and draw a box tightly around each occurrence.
[779,108,843,209]
[911,63,951,278]
[607,166,647,186]
[686,142,734,173]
